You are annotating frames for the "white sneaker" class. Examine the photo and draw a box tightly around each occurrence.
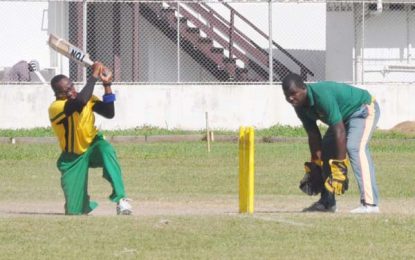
[116,198,133,215]
[350,204,379,214]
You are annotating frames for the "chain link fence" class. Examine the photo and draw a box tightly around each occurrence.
[0,0,414,84]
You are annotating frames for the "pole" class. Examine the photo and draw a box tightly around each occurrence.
[83,0,87,82]
[406,4,411,64]
[239,126,255,214]
[239,127,247,213]
[177,3,181,83]
[361,2,365,84]
[247,127,255,213]
[269,0,273,84]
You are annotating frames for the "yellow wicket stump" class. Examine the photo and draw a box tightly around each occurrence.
[239,126,255,214]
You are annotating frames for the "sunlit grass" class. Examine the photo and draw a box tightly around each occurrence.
[1,140,415,258]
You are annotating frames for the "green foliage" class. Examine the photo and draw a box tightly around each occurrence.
[255,124,308,137]
[373,129,415,139]
[0,127,54,137]
[103,126,203,136]
[2,125,415,140]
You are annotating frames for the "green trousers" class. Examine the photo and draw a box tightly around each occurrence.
[57,133,126,215]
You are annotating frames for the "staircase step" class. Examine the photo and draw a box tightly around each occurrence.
[161,8,176,14]
[236,67,249,73]
[224,62,237,79]
[223,57,236,64]
[211,47,224,54]
[177,17,188,23]
[199,37,212,44]
[187,27,200,34]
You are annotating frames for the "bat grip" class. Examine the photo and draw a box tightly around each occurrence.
[84,57,94,67]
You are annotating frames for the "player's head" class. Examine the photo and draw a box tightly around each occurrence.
[51,74,77,100]
[282,73,308,108]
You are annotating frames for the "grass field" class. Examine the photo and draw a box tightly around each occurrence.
[1,136,415,259]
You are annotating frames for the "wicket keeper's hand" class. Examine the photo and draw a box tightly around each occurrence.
[299,160,324,196]
[324,159,349,195]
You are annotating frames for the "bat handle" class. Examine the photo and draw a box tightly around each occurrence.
[84,57,94,67]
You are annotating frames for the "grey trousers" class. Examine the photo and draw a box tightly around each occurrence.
[320,100,380,207]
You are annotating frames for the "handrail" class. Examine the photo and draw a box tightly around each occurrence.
[218,1,313,77]
[159,1,313,79]
[183,3,271,67]
[173,4,251,65]
[182,2,310,78]
[191,3,256,58]
[195,2,271,64]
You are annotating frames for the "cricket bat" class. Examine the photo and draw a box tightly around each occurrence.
[48,33,94,67]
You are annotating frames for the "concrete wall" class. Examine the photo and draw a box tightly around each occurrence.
[0,83,413,130]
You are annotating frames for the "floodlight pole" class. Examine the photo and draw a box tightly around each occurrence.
[83,0,88,83]
[269,0,273,84]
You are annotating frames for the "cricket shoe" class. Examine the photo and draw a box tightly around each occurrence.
[302,201,337,213]
[117,198,133,215]
[350,204,379,214]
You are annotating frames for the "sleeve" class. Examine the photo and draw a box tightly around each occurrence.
[315,94,342,126]
[49,100,67,124]
[77,77,98,104]
[64,77,98,116]
[92,95,115,118]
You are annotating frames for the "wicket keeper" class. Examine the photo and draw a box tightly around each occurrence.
[48,62,132,215]
[282,73,380,213]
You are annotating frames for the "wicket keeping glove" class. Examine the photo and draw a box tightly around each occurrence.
[324,159,349,195]
[299,160,324,196]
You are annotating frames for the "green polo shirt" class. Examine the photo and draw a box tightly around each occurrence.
[295,81,372,128]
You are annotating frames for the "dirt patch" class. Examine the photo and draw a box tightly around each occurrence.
[391,121,415,134]
[0,196,414,217]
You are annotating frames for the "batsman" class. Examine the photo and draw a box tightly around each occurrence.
[48,62,132,215]
[282,73,380,213]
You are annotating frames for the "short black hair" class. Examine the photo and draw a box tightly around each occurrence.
[50,74,68,93]
[282,73,306,91]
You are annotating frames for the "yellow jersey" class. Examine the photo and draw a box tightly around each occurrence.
[49,96,99,154]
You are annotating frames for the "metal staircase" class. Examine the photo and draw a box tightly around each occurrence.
[140,2,314,82]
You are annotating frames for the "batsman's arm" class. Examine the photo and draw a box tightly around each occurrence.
[77,62,102,103]
[93,89,115,118]
[63,62,102,116]
[93,66,115,119]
